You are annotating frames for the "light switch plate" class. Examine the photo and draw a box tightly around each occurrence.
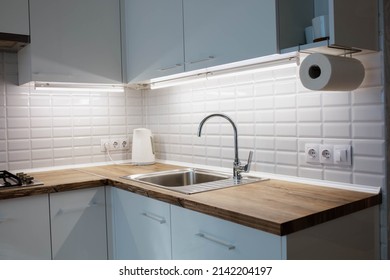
[333,145,352,166]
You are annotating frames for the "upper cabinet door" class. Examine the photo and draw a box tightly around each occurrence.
[123,0,184,83]
[183,0,278,72]
[330,0,378,51]
[279,0,379,54]
[18,0,122,85]
[0,0,29,35]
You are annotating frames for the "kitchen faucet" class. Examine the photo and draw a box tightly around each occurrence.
[197,113,253,181]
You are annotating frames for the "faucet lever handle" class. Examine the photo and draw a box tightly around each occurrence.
[244,151,253,172]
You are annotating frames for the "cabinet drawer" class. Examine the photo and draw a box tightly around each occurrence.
[171,205,282,259]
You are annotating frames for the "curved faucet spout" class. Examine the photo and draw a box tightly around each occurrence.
[197,113,252,180]
[197,113,239,164]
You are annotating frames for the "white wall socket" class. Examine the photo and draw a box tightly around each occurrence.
[305,144,320,164]
[101,138,130,152]
[319,144,334,164]
[305,143,352,166]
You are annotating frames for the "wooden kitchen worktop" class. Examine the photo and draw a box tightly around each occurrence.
[0,163,382,236]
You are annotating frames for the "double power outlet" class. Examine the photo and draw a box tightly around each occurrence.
[305,144,352,166]
[100,138,130,152]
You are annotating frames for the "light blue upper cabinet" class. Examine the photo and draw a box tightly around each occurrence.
[183,0,277,72]
[123,0,278,84]
[123,0,184,83]
[0,0,29,35]
[18,0,122,85]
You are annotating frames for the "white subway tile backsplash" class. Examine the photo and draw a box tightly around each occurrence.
[254,82,273,96]
[353,157,385,174]
[275,138,297,151]
[275,109,296,123]
[30,107,52,117]
[275,124,297,137]
[275,94,296,109]
[8,128,30,139]
[7,107,29,117]
[6,94,29,106]
[353,140,385,157]
[0,52,386,240]
[352,105,384,122]
[299,167,323,180]
[322,92,350,106]
[31,139,52,149]
[256,150,275,163]
[323,107,351,122]
[31,118,52,128]
[323,123,351,138]
[8,151,31,162]
[353,173,385,188]
[0,52,141,171]
[274,80,296,95]
[324,170,352,184]
[52,107,72,117]
[276,165,298,176]
[7,118,30,128]
[256,110,274,123]
[30,128,52,139]
[32,149,53,160]
[353,87,383,104]
[297,92,322,107]
[353,123,384,139]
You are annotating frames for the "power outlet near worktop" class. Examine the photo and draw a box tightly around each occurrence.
[101,138,130,152]
[305,144,352,166]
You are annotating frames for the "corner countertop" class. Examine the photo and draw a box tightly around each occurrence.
[0,163,381,236]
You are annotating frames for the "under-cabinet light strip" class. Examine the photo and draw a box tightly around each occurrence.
[34,82,125,92]
[149,52,300,89]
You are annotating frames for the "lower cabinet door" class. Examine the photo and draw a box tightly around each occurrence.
[50,187,107,260]
[0,194,51,260]
[111,189,171,259]
[171,205,282,259]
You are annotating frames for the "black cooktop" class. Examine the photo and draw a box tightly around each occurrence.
[0,170,43,188]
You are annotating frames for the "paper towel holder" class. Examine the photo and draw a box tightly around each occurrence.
[299,53,365,91]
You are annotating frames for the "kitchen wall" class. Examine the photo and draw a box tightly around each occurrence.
[0,52,142,171]
[0,50,387,257]
[143,51,387,258]
[145,52,384,187]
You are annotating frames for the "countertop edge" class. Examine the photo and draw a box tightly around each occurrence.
[0,164,383,236]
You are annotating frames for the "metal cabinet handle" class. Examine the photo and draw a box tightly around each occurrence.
[188,56,215,65]
[159,64,182,71]
[196,232,235,250]
[56,202,100,216]
[141,212,166,224]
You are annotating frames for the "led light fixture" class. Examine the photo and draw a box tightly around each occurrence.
[148,52,299,90]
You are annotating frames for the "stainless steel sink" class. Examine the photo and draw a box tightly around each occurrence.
[121,168,267,194]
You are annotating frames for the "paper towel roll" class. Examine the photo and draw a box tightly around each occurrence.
[299,53,365,91]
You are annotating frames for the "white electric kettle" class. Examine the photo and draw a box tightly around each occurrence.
[131,128,155,165]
